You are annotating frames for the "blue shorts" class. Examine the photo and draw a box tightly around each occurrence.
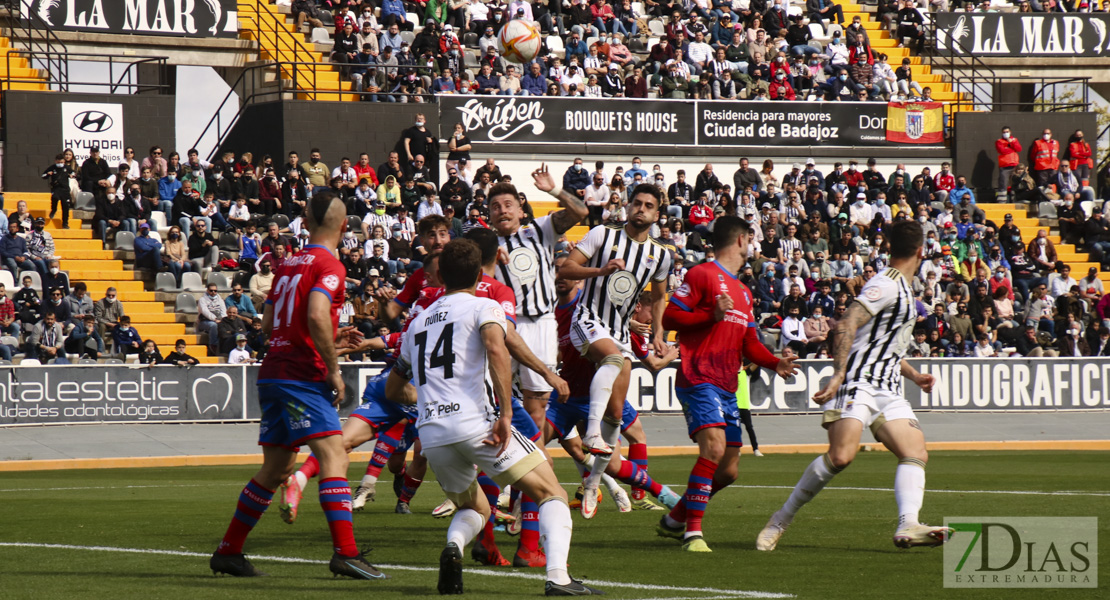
[350,370,418,431]
[677,384,744,447]
[544,395,639,441]
[258,379,343,451]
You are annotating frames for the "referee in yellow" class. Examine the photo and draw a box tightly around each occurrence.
[735,360,763,457]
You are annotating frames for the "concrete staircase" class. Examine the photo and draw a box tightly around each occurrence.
[834,1,966,106]
[980,202,1110,286]
[6,192,216,362]
[236,0,357,101]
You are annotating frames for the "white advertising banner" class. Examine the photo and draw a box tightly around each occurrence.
[61,102,126,165]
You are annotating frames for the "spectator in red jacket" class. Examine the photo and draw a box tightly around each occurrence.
[995,126,1022,195]
[353,152,379,187]
[769,74,796,100]
[689,193,714,235]
[1067,130,1094,187]
[933,161,955,203]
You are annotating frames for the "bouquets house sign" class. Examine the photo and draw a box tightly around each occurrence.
[438,96,926,147]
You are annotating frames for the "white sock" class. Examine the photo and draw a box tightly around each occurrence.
[538,498,573,585]
[446,508,485,550]
[574,455,592,477]
[602,472,622,496]
[360,474,378,487]
[894,459,926,528]
[294,471,308,490]
[583,420,621,491]
[586,363,621,440]
[780,454,841,523]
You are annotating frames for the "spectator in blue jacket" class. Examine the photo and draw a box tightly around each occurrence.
[0,221,31,276]
[380,0,410,30]
[111,315,143,356]
[224,283,257,321]
[158,171,181,214]
[562,158,591,201]
[521,62,547,96]
[134,223,162,272]
[823,68,861,100]
[564,33,588,63]
[950,176,976,206]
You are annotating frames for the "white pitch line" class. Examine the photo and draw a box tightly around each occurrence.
[0,542,793,599]
[3,482,1107,498]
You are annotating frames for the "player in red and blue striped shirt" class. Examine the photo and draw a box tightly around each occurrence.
[210,191,388,580]
[657,216,798,553]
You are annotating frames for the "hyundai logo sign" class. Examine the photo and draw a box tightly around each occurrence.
[73,111,113,133]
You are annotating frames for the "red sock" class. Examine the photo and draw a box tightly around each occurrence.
[319,477,358,556]
[217,479,274,555]
[628,443,649,501]
[668,498,687,523]
[398,474,422,503]
[299,455,320,479]
[519,494,540,552]
[615,458,663,497]
[682,457,718,537]
[366,421,406,478]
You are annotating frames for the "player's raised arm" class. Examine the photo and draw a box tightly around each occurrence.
[307,290,344,405]
[650,278,669,357]
[533,163,589,235]
[481,321,513,455]
[812,301,873,403]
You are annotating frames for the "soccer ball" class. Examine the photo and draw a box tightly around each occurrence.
[497,19,542,64]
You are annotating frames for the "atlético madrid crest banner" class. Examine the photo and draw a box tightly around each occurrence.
[886,101,943,145]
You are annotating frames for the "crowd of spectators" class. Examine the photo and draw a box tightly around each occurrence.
[33,108,1110,363]
[281,0,962,101]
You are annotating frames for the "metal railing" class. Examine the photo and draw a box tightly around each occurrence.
[0,50,171,95]
[190,59,439,161]
[3,0,69,87]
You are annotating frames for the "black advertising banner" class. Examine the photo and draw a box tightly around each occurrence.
[4,359,1107,426]
[0,365,249,425]
[935,13,1110,57]
[438,96,933,147]
[697,102,899,147]
[21,0,239,39]
[439,95,695,146]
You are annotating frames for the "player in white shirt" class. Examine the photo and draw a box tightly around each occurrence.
[557,184,671,519]
[756,220,952,552]
[386,239,601,597]
[487,168,588,429]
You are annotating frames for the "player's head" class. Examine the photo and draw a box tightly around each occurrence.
[626,184,662,231]
[307,189,346,235]
[440,239,483,291]
[888,220,925,261]
[424,250,443,288]
[418,215,451,252]
[710,216,753,262]
[633,290,653,322]
[463,227,499,268]
[553,255,580,297]
[487,182,523,235]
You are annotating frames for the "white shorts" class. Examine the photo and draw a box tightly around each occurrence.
[422,427,546,497]
[513,314,557,394]
[568,315,634,361]
[820,381,917,437]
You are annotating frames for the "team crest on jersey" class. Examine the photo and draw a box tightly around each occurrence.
[323,275,340,291]
[501,301,515,315]
[491,306,505,321]
[675,283,691,297]
[864,286,882,301]
[521,224,535,238]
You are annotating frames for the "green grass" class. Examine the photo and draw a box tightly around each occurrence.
[0,451,1106,599]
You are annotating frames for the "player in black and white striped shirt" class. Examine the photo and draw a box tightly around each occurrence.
[487,165,589,429]
[757,220,952,552]
[557,183,672,519]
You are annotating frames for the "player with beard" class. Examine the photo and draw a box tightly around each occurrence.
[557,184,672,519]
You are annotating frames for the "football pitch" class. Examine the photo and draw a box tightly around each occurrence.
[0,451,1105,599]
